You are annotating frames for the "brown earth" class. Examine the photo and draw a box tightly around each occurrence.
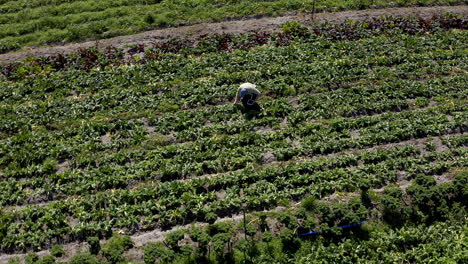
[1,6,467,64]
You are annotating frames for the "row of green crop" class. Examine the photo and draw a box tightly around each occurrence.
[2,63,466,159]
[6,170,467,264]
[2,30,466,105]
[137,171,467,264]
[1,91,466,207]
[1,134,466,252]
[2,72,465,173]
[1,0,463,53]
[2,144,467,254]
[0,22,466,254]
[0,0,162,21]
[1,76,466,206]
[152,171,467,264]
[1,32,466,139]
[0,30,466,206]
[4,48,466,176]
[161,76,467,141]
[3,14,466,80]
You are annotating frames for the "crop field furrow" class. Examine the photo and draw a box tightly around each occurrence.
[0,100,463,202]
[1,147,465,254]
[0,0,161,25]
[1,73,465,174]
[3,93,464,169]
[1,75,465,146]
[2,131,466,213]
[2,68,463,149]
[2,31,466,102]
[0,132,466,252]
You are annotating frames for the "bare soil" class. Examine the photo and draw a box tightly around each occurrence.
[261,151,277,163]
[255,127,274,135]
[433,137,450,152]
[56,160,70,174]
[350,129,361,138]
[434,167,467,185]
[434,173,454,184]
[139,118,156,137]
[322,192,360,203]
[100,134,112,144]
[1,6,467,64]
[280,117,288,127]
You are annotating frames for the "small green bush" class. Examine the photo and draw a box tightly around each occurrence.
[7,257,20,264]
[204,211,218,223]
[157,102,180,113]
[25,253,39,264]
[142,134,173,149]
[301,196,317,212]
[278,213,298,229]
[453,171,467,203]
[144,14,155,25]
[414,97,430,108]
[279,229,301,254]
[144,242,175,264]
[280,21,310,38]
[381,187,408,226]
[165,229,185,250]
[37,255,56,264]
[86,236,101,255]
[414,174,436,187]
[50,244,65,258]
[207,221,232,236]
[69,252,101,264]
[101,234,134,264]
[262,231,273,242]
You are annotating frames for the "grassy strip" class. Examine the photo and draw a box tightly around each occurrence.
[0,0,464,53]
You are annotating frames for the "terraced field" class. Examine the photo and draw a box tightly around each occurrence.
[0,0,465,53]
[0,13,467,263]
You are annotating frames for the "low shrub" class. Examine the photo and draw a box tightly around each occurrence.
[101,234,134,264]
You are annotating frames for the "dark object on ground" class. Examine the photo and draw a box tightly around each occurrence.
[240,95,262,119]
[241,94,261,112]
[242,101,261,112]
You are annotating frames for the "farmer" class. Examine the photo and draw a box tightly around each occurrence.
[234,82,262,113]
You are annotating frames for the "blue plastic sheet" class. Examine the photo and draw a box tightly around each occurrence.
[300,221,366,236]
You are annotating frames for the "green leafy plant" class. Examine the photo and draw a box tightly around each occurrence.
[50,244,65,258]
[101,234,134,264]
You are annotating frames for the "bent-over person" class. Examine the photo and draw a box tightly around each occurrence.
[234,82,262,113]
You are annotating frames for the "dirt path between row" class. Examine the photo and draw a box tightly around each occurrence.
[1,5,467,64]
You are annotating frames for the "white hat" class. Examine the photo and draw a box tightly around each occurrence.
[239,82,256,89]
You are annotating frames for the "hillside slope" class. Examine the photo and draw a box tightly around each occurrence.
[0,5,467,64]
[0,10,467,264]
[0,0,465,54]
